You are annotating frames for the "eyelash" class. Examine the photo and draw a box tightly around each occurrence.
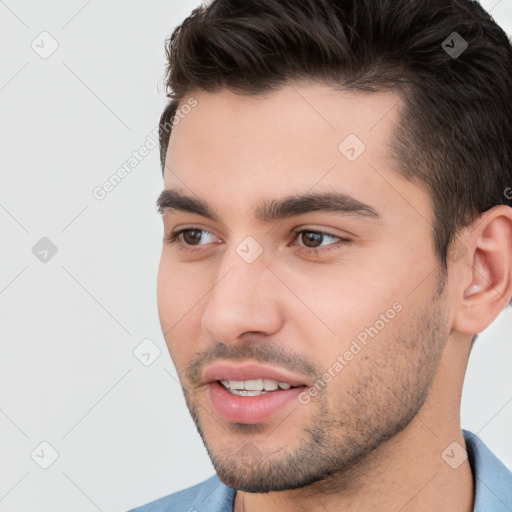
[163,228,350,256]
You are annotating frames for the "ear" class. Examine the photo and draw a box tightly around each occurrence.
[452,205,512,334]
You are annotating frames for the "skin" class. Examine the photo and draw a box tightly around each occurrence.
[156,82,512,512]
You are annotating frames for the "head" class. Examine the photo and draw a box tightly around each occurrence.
[156,0,512,493]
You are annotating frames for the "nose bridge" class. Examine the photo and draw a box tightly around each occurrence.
[201,238,283,340]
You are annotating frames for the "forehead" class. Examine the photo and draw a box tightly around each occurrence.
[163,84,426,223]
[167,84,400,166]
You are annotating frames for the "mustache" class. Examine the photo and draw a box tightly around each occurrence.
[185,341,320,385]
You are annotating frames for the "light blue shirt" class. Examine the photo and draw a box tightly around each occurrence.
[128,430,512,511]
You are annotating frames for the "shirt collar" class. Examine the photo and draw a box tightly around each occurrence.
[464,430,512,512]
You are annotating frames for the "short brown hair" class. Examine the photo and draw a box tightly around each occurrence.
[159,0,512,270]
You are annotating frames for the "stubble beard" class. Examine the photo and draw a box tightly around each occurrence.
[180,292,449,493]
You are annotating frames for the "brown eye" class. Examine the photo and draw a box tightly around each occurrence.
[163,228,220,249]
[182,229,204,245]
[296,230,339,249]
[300,231,324,248]
[292,229,350,256]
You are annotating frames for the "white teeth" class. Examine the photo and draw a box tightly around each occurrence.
[263,379,278,391]
[243,379,264,391]
[219,379,295,393]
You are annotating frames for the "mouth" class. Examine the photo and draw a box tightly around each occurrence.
[203,363,309,424]
[218,378,298,396]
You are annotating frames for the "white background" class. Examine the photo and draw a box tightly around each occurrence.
[0,1,510,511]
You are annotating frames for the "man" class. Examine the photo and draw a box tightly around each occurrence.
[130,0,512,510]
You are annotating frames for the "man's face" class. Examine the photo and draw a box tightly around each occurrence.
[157,83,452,492]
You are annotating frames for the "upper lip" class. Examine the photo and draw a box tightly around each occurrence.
[203,362,310,387]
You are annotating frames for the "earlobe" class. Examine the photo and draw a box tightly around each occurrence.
[453,205,512,335]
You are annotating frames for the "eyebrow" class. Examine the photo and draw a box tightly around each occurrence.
[157,188,381,223]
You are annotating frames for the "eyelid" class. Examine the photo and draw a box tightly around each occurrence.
[163,227,221,247]
[291,229,350,255]
[164,226,351,255]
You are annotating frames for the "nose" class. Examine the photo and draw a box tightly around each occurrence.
[201,245,285,344]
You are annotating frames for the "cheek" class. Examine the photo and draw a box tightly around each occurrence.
[157,253,206,321]
[275,264,413,382]
[157,256,208,361]
[275,261,398,338]
[315,308,412,411]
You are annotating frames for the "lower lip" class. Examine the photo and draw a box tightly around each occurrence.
[208,381,305,424]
